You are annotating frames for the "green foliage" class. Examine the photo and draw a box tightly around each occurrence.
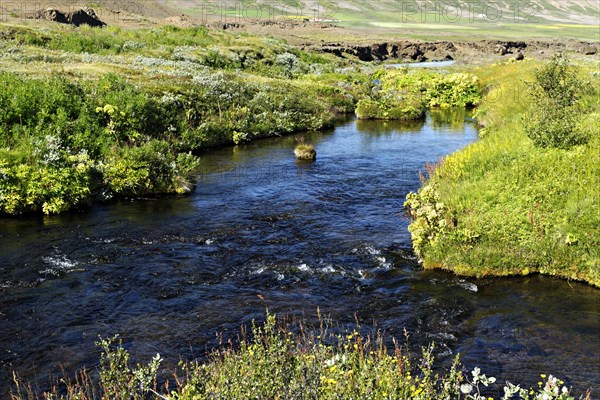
[524,55,590,149]
[0,150,93,214]
[97,335,162,400]
[100,140,199,197]
[294,143,317,160]
[9,25,215,55]
[405,60,600,285]
[355,93,426,120]
[404,185,448,259]
[425,73,481,108]
[0,71,206,215]
[379,69,481,108]
[10,312,580,400]
[356,70,480,120]
[179,77,335,150]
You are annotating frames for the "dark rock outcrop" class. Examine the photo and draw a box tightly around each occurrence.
[319,41,458,62]
[66,8,106,27]
[311,39,600,63]
[31,7,106,27]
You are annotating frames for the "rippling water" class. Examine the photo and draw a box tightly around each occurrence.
[1,111,598,397]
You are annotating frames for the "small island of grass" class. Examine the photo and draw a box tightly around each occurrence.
[295,143,317,160]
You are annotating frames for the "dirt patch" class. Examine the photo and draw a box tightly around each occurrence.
[164,15,195,28]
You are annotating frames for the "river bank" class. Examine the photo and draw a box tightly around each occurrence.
[0,20,486,216]
[3,112,598,399]
[404,58,600,286]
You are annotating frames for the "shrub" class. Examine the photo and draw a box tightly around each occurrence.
[100,140,198,197]
[425,73,481,108]
[524,55,588,149]
[0,151,93,215]
[97,336,162,400]
[404,185,449,259]
[355,93,426,120]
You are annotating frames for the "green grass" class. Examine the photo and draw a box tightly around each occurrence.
[331,9,600,41]
[294,143,317,160]
[405,59,600,286]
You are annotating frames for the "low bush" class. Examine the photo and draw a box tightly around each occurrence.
[355,69,480,120]
[294,143,317,160]
[10,313,585,400]
[524,54,590,149]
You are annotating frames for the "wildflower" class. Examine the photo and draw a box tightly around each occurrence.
[460,384,473,394]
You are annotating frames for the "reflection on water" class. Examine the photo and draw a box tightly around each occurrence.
[355,118,426,134]
[430,108,473,129]
[0,112,598,397]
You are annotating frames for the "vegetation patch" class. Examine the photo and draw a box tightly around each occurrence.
[0,23,368,215]
[404,57,600,286]
[10,312,585,400]
[356,68,480,120]
[294,143,317,160]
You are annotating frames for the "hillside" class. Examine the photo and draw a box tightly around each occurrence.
[1,0,599,41]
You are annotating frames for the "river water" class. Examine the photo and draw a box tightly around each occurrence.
[1,111,598,397]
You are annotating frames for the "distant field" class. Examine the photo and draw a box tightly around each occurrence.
[333,11,600,41]
[165,0,600,41]
[0,0,598,41]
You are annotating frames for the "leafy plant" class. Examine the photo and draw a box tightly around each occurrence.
[10,312,586,400]
[524,54,589,149]
[97,335,162,400]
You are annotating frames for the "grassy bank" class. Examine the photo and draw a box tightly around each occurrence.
[11,312,585,400]
[404,58,600,286]
[0,22,368,215]
[0,21,484,216]
[355,69,480,120]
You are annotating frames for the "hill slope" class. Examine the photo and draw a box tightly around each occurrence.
[2,0,598,40]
